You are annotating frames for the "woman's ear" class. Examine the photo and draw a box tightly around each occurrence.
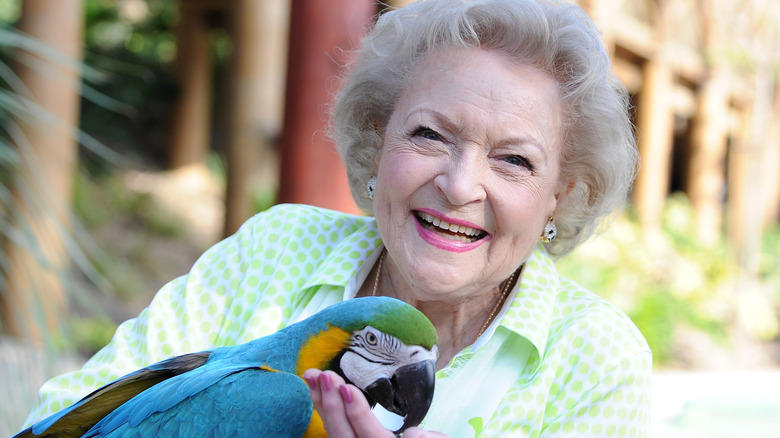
[371,120,384,169]
[550,181,575,216]
[556,181,576,202]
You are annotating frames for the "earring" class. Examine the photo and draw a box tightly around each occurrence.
[540,217,556,243]
[367,176,377,200]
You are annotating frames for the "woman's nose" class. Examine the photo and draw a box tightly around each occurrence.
[432,151,487,206]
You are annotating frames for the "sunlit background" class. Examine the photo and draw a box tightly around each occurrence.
[1,0,779,436]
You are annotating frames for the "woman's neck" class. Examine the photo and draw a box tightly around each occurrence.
[358,253,518,370]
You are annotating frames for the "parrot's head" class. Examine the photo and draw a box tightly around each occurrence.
[298,296,438,434]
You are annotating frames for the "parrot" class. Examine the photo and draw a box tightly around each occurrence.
[15,296,439,438]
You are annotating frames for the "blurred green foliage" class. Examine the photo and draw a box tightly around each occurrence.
[66,315,118,356]
[0,0,20,24]
[72,166,186,306]
[0,0,181,170]
[79,0,234,171]
[760,226,780,298]
[73,167,183,237]
[80,0,179,169]
[557,194,778,365]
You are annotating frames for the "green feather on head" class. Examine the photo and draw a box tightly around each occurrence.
[330,297,438,350]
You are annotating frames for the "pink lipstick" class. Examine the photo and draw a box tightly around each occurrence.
[413,209,490,253]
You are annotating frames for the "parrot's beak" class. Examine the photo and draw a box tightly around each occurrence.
[364,359,436,433]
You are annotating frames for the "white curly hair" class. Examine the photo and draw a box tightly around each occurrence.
[330,0,638,257]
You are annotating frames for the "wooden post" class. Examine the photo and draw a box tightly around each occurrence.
[276,0,375,213]
[385,0,415,6]
[728,64,774,271]
[633,56,675,229]
[1,0,84,342]
[687,72,729,244]
[168,2,213,169]
[223,0,289,236]
[726,112,752,262]
[764,89,780,224]
[574,0,617,59]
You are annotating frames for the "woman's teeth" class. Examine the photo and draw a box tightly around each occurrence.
[416,212,485,242]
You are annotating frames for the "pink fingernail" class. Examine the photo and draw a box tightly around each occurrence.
[305,376,317,390]
[339,385,353,404]
[320,373,332,392]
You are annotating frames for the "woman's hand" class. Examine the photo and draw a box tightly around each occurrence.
[303,369,449,438]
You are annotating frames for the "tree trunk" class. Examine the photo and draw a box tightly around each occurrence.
[1,0,84,343]
[168,2,213,169]
[276,0,375,214]
[634,57,675,229]
[728,64,773,270]
[687,73,729,245]
[223,0,289,236]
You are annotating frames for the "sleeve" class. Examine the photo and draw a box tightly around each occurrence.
[478,278,653,438]
[540,350,653,437]
[20,207,277,428]
[535,284,654,437]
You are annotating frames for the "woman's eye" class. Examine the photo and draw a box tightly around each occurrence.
[504,155,534,170]
[412,126,441,141]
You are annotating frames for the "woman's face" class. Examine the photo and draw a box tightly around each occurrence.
[373,47,565,300]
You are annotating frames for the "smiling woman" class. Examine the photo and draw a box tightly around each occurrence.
[372,48,562,310]
[20,1,650,437]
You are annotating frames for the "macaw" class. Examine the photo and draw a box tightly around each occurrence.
[15,296,439,438]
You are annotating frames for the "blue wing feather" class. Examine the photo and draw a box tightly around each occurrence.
[86,368,311,437]
[96,364,249,431]
[18,352,210,438]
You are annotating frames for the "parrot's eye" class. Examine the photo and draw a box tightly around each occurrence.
[365,331,378,346]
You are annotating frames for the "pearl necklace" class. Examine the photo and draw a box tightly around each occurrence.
[370,248,520,344]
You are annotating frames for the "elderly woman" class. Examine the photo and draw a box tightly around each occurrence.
[23,0,650,436]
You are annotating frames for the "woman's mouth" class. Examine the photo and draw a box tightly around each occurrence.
[414,211,488,243]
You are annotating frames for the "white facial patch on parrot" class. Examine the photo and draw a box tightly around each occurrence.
[340,326,439,391]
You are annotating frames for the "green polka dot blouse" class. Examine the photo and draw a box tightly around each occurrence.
[22,204,652,437]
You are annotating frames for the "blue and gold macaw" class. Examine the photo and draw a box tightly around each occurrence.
[15,297,439,437]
